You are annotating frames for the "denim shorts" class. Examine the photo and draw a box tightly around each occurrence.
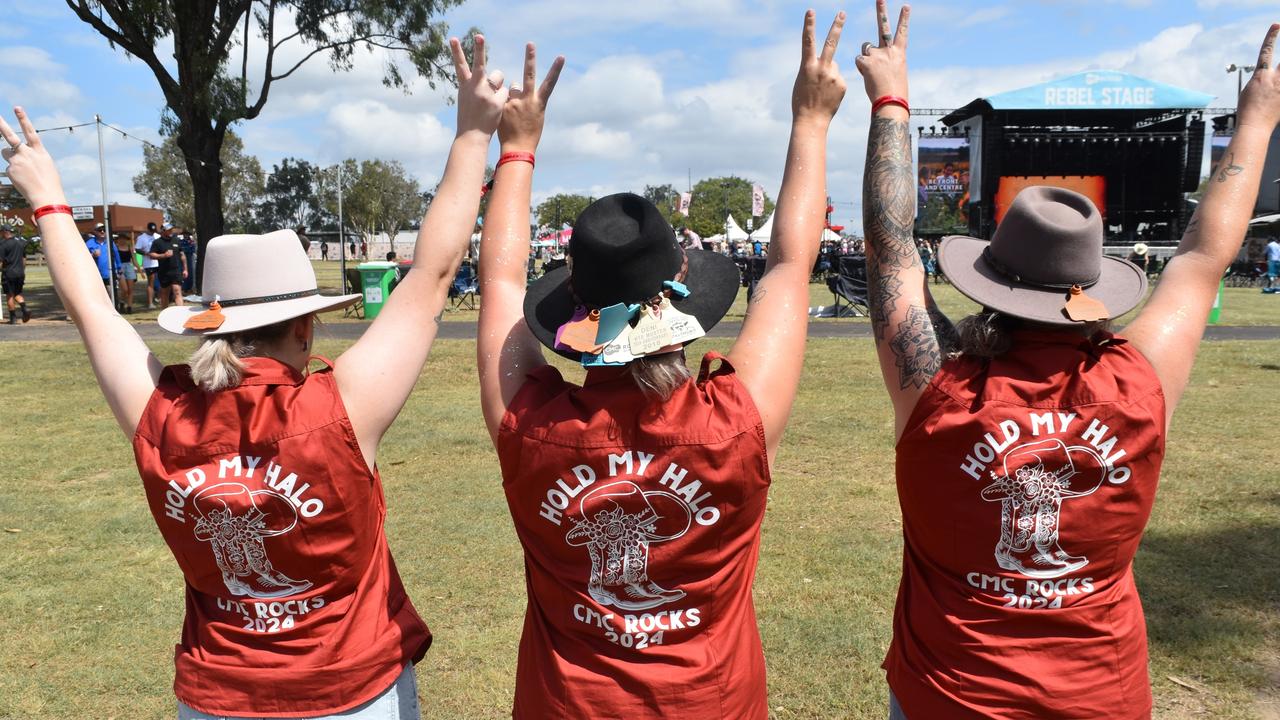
[119,263,137,281]
[176,664,419,720]
[888,689,908,720]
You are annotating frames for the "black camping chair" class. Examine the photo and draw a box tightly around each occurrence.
[343,267,364,318]
[744,257,768,301]
[826,254,869,317]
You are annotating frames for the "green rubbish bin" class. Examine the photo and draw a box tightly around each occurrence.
[357,261,399,319]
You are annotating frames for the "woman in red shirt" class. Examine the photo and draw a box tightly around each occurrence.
[0,35,511,719]
[854,4,1280,717]
[474,15,847,718]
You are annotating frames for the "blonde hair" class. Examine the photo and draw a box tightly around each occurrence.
[187,318,299,392]
[627,351,692,400]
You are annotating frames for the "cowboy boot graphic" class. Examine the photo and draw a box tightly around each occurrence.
[982,440,1107,580]
[193,482,313,599]
[566,481,692,612]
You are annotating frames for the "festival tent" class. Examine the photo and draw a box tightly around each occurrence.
[821,228,842,243]
[748,212,774,242]
[705,215,750,243]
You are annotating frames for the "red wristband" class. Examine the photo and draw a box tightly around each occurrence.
[871,95,910,115]
[33,204,74,220]
[496,151,535,170]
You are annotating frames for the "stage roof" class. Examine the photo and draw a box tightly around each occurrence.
[943,70,1214,124]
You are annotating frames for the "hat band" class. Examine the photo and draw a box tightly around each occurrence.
[205,288,320,308]
[981,246,1099,290]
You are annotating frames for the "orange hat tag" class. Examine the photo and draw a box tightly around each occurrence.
[558,309,605,353]
[184,298,227,331]
[1063,285,1109,322]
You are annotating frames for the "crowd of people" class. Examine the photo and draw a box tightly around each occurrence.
[0,3,1278,720]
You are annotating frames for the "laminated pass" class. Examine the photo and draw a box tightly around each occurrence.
[629,304,674,355]
[661,299,705,344]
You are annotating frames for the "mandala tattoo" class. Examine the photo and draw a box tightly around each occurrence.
[890,306,943,389]
[863,117,944,388]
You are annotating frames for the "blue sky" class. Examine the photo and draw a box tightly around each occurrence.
[1,0,1274,232]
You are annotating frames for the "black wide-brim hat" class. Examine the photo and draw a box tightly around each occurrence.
[524,192,741,360]
[938,186,1148,326]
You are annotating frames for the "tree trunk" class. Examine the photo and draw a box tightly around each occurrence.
[177,121,227,294]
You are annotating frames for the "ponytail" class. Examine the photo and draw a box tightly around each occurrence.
[627,351,692,400]
[186,317,299,392]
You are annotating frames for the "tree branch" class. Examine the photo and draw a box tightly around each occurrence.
[64,0,180,98]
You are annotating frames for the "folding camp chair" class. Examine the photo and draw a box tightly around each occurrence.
[449,263,479,310]
[343,267,364,318]
[825,254,869,317]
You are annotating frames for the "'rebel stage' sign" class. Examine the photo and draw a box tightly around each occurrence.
[982,70,1214,112]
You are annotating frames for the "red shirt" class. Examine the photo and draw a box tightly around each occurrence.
[885,331,1166,719]
[132,357,431,717]
[497,353,771,719]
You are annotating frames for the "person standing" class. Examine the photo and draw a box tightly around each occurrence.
[1128,242,1151,275]
[114,233,139,313]
[1266,235,1280,289]
[855,9,1280,719]
[0,29,507,719]
[476,15,846,718]
[148,226,186,308]
[321,240,329,261]
[178,227,197,292]
[0,224,30,323]
[135,221,159,308]
[85,225,112,291]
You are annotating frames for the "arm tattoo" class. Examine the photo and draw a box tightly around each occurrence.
[890,305,943,389]
[863,116,944,387]
[1214,152,1243,183]
[433,309,444,325]
[927,302,959,356]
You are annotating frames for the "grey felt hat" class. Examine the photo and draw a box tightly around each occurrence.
[938,186,1148,325]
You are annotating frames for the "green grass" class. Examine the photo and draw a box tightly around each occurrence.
[0,338,1276,718]
[11,261,1279,328]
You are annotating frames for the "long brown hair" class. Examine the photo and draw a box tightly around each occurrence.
[952,311,1109,359]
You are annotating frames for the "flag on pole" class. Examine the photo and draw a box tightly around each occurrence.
[678,192,692,216]
[751,184,764,217]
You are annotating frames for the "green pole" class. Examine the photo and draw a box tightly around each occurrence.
[1208,277,1225,324]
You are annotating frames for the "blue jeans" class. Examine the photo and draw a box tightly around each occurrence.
[889,690,908,720]
[176,664,419,719]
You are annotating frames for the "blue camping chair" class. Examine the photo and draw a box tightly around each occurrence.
[449,263,478,310]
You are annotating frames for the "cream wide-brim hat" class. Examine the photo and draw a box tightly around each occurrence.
[158,229,359,336]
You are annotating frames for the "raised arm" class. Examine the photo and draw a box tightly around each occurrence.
[1125,24,1280,424]
[476,43,564,441]
[0,107,161,438]
[334,34,507,467]
[855,2,950,440]
[728,10,846,463]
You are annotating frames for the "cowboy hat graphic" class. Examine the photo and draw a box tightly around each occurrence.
[192,482,313,599]
[981,439,1107,579]
[566,480,692,611]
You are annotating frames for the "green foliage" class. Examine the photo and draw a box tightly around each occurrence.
[536,193,594,229]
[131,132,265,232]
[258,158,321,232]
[317,159,424,248]
[642,183,686,228]
[686,176,774,237]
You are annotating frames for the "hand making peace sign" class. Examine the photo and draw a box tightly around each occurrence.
[792,10,848,124]
[854,0,910,104]
[0,106,67,209]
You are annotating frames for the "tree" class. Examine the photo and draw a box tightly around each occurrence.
[319,159,423,253]
[642,183,684,227]
[68,0,468,288]
[686,176,774,238]
[132,131,265,232]
[536,193,593,230]
[258,158,321,231]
